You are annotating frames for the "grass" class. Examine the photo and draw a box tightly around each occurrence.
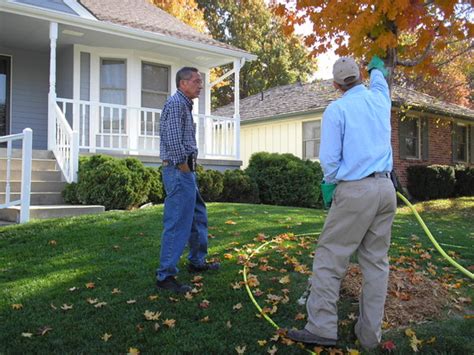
[0,197,473,354]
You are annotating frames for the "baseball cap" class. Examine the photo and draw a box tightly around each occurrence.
[333,57,360,85]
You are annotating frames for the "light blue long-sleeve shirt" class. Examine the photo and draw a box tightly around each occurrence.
[319,69,393,184]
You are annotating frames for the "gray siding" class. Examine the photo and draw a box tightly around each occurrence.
[0,46,49,149]
[57,46,73,100]
[16,0,78,15]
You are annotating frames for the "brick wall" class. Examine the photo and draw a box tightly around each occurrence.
[391,111,454,186]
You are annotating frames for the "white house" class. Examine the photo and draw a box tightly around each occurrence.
[0,0,256,179]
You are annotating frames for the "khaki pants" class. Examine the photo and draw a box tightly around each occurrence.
[305,176,396,349]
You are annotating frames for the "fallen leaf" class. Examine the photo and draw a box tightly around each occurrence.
[85,282,95,289]
[235,345,246,354]
[148,295,158,301]
[426,336,436,344]
[21,332,33,338]
[381,340,396,351]
[200,316,210,322]
[169,297,179,303]
[50,303,57,310]
[154,323,160,332]
[126,299,137,304]
[191,275,203,283]
[87,298,98,304]
[267,345,278,354]
[199,300,210,309]
[94,302,107,308]
[294,313,305,320]
[101,333,112,342]
[163,319,176,328]
[111,288,121,294]
[68,287,79,292]
[37,326,52,336]
[48,240,57,246]
[136,324,144,332]
[257,340,267,346]
[224,253,233,259]
[225,220,237,225]
[346,348,360,355]
[226,320,232,328]
[231,282,242,290]
[11,304,23,310]
[128,347,140,355]
[144,310,161,321]
[233,303,243,310]
[279,275,290,284]
[61,304,73,311]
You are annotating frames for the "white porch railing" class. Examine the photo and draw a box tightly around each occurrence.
[56,98,239,159]
[0,128,32,223]
[52,103,79,183]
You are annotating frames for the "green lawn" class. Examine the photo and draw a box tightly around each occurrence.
[1,198,473,354]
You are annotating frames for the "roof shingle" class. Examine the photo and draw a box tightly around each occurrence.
[78,0,249,54]
[214,80,474,122]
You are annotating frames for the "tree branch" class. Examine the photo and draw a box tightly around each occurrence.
[435,42,474,67]
[396,40,433,67]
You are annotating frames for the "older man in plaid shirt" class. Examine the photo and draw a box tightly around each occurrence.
[156,67,219,294]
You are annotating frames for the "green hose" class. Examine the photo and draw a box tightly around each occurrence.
[242,195,473,349]
[396,192,473,279]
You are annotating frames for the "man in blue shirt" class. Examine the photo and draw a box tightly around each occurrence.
[156,67,219,294]
[287,57,397,350]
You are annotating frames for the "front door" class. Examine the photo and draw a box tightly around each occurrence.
[0,55,11,138]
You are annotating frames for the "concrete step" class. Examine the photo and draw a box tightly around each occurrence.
[0,192,64,205]
[0,148,54,159]
[0,157,58,171]
[0,205,105,222]
[0,181,66,193]
[0,170,63,181]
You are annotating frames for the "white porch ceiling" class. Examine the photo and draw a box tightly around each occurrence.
[0,12,238,68]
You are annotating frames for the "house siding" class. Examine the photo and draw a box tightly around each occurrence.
[0,45,49,149]
[15,0,78,15]
[57,45,74,125]
[241,113,322,167]
[392,112,455,186]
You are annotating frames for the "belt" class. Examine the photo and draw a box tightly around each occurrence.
[367,172,390,178]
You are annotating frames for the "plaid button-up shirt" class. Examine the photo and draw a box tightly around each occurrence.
[160,89,198,165]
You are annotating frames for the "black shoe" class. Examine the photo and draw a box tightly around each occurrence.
[156,276,192,294]
[188,261,220,273]
[287,328,337,346]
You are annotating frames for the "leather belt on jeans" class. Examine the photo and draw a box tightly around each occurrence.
[367,172,390,178]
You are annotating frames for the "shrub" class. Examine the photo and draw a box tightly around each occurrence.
[196,166,224,202]
[146,166,164,204]
[407,165,455,200]
[246,152,323,208]
[62,182,80,204]
[455,165,474,196]
[221,169,260,203]
[64,155,152,210]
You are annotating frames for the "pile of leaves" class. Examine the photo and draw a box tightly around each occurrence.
[341,263,453,328]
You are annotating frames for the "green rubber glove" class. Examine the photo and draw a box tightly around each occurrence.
[367,55,389,77]
[321,181,337,209]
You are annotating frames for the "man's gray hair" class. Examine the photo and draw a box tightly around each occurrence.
[176,67,199,89]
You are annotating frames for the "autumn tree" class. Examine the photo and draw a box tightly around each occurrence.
[149,0,207,33]
[276,0,473,90]
[196,0,317,107]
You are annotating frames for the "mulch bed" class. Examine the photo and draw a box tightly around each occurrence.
[340,263,453,328]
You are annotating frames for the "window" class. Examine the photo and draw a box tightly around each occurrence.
[303,120,321,160]
[399,116,428,160]
[453,123,469,163]
[100,59,127,134]
[141,62,169,109]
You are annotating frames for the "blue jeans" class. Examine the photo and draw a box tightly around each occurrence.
[156,165,208,281]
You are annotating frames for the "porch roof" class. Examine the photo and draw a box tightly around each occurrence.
[214,80,474,123]
[0,0,256,67]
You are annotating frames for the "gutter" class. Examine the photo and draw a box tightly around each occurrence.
[392,102,474,123]
[0,0,257,62]
[240,107,325,125]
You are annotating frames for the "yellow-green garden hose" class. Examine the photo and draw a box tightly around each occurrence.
[396,192,473,279]
[242,195,473,349]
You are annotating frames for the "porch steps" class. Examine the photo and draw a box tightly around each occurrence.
[0,148,105,223]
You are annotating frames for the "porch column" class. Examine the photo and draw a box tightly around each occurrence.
[233,59,241,160]
[47,22,58,151]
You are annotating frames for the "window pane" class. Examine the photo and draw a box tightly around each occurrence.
[455,125,467,161]
[142,63,169,93]
[142,93,167,109]
[100,59,126,104]
[400,118,419,158]
[304,140,320,159]
[303,120,321,140]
